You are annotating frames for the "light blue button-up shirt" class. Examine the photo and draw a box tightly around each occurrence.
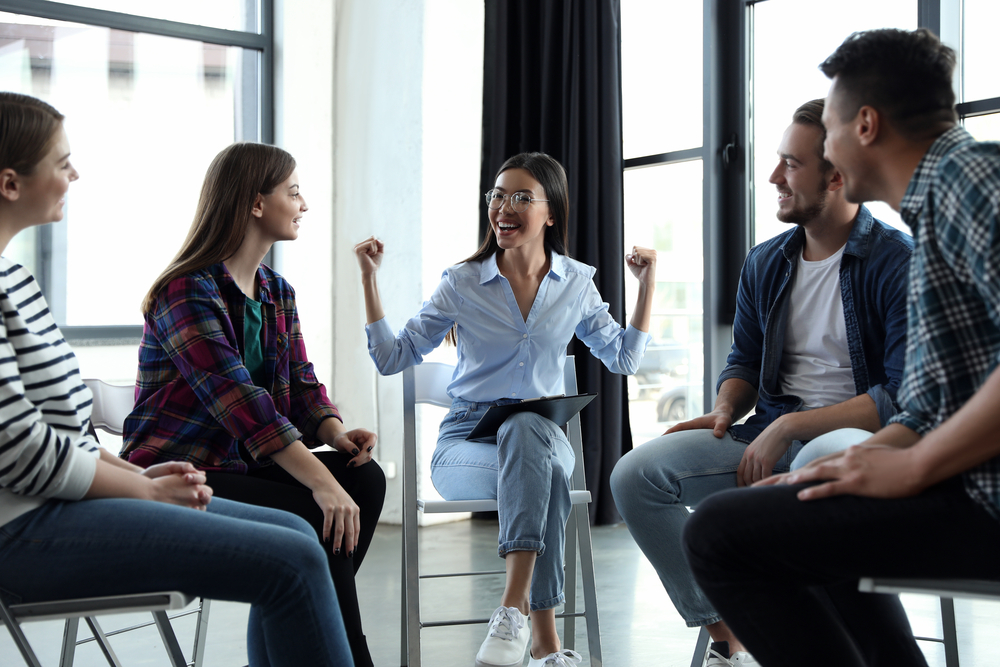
[366,252,649,402]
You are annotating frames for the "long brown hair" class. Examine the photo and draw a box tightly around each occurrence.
[0,93,64,175]
[445,152,571,345]
[142,142,296,313]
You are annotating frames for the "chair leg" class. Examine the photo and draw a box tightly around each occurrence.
[400,526,408,667]
[152,610,188,667]
[60,617,80,667]
[0,602,44,667]
[689,626,710,667]
[85,616,124,667]
[575,503,602,667]
[191,597,211,667]
[940,597,960,667]
[563,505,579,651]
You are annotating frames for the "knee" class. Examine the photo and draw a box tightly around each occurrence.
[610,449,639,498]
[356,459,387,498]
[498,411,555,444]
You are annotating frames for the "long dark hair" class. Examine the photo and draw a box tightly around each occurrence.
[0,93,65,176]
[445,152,571,345]
[464,152,570,264]
[142,142,296,313]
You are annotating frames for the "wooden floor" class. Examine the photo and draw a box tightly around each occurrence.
[3,520,996,666]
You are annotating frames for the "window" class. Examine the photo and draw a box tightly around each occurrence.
[0,1,271,339]
[621,0,705,442]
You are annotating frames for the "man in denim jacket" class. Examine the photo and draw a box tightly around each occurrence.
[611,99,913,667]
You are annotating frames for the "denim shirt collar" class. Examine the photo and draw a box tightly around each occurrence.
[777,204,874,262]
[479,251,567,285]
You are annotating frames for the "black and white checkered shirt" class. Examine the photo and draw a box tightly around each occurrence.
[891,125,1000,521]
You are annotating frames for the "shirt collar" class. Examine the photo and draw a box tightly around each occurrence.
[900,125,974,229]
[779,204,874,260]
[478,251,566,285]
[209,262,274,304]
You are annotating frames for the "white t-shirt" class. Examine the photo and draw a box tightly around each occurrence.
[778,244,856,408]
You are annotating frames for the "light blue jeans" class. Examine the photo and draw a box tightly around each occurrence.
[611,429,806,627]
[0,497,351,667]
[431,399,575,611]
[790,427,875,470]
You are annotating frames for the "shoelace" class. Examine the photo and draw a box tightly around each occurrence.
[538,649,583,667]
[706,647,735,666]
[487,606,524,641]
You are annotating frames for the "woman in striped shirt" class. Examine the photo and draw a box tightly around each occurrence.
[0,92,352,667]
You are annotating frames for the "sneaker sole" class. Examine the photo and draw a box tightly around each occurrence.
[476,658,524,667]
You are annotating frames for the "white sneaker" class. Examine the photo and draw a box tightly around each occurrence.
[527,649,583,667]
[475,606,530,667]
[705,641,759,667]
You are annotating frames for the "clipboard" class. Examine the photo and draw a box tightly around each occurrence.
[467,393,598,443]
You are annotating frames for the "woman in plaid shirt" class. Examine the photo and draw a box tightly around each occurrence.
[121,142,385,667]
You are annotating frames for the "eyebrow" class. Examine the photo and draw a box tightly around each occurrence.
[288,184,299,190]
[778,152,802,164]
[492,187,534,194]
[59,153,71,161]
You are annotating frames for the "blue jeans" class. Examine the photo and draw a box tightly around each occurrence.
[610,429,805,627]
[0,497,351,667]
[789,428,875,470]
[431,399,575,611]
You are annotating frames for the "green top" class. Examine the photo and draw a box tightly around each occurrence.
[243,297,267,388]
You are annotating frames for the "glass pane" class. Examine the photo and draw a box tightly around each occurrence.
[963,0,1000,102]
[964,113,1000,141]
[59,1,255,33]
[0,13,253,326]
[751,0,914,246]
[624,160,704,446]
[621,0,702,159]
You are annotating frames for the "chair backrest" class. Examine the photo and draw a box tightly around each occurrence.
[401,355,588,490]
[82,379,136,437]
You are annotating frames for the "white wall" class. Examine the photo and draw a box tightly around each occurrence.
[73,0,484,526]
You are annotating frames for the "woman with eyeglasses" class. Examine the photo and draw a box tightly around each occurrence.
[354,152,656,667]
[0,92,352,666]
[120,142,385,667]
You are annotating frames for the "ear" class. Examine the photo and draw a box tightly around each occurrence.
[0,168,21,203]
[856,106,880,147]
[251,193,265,218]
[826,168,845,192]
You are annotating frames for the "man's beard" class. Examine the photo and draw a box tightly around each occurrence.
[777,186,828,225]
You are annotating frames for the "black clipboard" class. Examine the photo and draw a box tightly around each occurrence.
[467,393,598,443]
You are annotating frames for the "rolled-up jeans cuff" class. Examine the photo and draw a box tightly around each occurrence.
[687,613,723,628]
[530,591,565,612]
[499,539,544,558]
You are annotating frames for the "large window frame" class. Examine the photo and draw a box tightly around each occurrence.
[641,0,1000,409]
[0,0,274,343]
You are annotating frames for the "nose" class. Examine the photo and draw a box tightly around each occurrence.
[768,162,783,185]
[498,194,515,213]
[299,194,308,212]
[69,166,79,182]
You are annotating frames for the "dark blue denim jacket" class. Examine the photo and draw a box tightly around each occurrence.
[720,205,913,443]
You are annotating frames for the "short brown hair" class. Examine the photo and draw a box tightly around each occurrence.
[792,99,834,173]
[0,93,64,175]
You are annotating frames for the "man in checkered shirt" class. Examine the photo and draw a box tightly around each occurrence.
[680,28,1000,667]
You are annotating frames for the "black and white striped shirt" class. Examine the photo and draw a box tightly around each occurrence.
[0,258,99,527]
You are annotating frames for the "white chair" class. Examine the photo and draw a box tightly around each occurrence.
[399,356,602,667]
[0,379,211,667]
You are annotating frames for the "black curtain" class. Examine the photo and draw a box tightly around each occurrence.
[480,0,629,525]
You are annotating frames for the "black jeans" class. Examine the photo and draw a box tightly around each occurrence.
[207,451,386,667]
[682,477,1000,667]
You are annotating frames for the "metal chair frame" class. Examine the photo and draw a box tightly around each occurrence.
[0,379,212,667]
[399,355,602,667]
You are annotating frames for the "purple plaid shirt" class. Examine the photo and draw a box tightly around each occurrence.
[120,262,340,472]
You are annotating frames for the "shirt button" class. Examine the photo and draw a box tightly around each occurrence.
[511,392,516,397]
[522,334,528,339]
[519,362,524,366]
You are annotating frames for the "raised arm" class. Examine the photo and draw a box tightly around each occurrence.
[625,245,657,333]
[354,235,386,324]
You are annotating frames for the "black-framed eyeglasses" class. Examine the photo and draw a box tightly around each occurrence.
[484,189,549,213]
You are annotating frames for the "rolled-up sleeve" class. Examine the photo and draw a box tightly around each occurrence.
[574,279,649,375]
